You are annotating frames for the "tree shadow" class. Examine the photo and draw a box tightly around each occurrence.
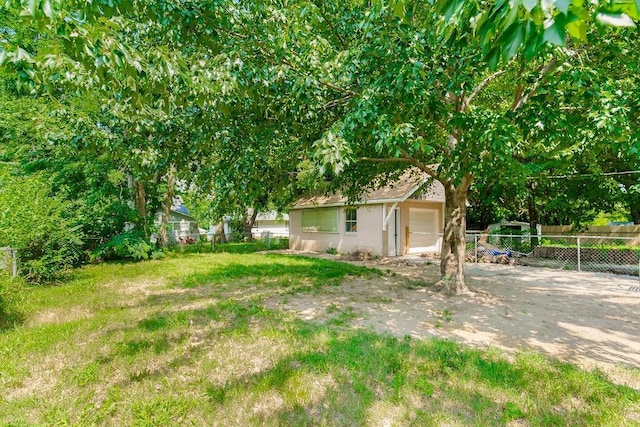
[175,255,377,289]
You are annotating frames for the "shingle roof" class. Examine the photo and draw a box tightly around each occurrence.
[293,169,445,209]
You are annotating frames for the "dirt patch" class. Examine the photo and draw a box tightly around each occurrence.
[270,252,640,388]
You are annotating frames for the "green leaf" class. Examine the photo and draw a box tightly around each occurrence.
[442,0,458,20]
[486,46,500,70]
[391,0,406,18]
[523,0,537,12]
[0,48,8,66]
[16,47,32,61]
[502,24,525,60]
[524,30,543,60]
[29,0,39,16]
[595,12,636,27]
[566,20,587,40]
[608,0,640,19]
[543,20,565,46]
[503,3,520,28]
[42,0,54,18]
[555,0,571,15]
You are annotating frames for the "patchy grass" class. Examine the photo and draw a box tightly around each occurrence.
[0,253,638,425]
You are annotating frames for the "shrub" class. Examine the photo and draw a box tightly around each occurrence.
[0,170,83,283]
[91,231,155,262]
[0,274,26,329]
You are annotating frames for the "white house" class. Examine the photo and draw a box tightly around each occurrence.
[252,211,289,238]
[154,199,200,244]
[289,171,445,257]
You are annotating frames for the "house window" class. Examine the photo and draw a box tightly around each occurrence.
[345,208,357,233]
[301,208,338,233]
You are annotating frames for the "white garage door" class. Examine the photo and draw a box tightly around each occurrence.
[408,208,441,254]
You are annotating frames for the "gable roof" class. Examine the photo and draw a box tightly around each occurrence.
[293,169,445,209]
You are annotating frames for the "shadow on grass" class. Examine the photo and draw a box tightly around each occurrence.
[201,321,640,425]
[47,280,639,426]
[17,253,638,425]
[0,307,24,331]
[177,255,378,289]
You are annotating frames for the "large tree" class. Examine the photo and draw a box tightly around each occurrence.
[2,0,638,294]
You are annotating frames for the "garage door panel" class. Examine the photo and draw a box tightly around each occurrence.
[408,208,441,253]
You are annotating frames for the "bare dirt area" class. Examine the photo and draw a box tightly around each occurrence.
[272,252,640,388]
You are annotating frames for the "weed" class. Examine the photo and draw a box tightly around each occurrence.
[365,296,393,303]
[502,401,525,421]
[326,303,339,314]
[434,308,453,328]
[327,306,358,326]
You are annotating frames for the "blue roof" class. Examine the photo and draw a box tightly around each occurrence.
[174,205,190,215]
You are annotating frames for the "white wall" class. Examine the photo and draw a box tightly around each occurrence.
[289,205,385,256]
[252,220,289,237]
[290,200,445,256]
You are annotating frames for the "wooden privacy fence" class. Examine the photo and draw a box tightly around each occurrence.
[541,225,640,245]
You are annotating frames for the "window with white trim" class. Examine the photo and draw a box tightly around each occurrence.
[301,208,338,233]
[345,208,357,233]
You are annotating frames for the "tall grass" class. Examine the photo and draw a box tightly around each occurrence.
[0,274,26,330]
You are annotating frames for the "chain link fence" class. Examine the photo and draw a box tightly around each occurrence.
[1,247,18,278]
[466,233,640,277]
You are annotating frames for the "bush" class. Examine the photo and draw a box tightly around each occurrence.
[91,231,155,262]
[0,274,26,329]
[0,170,83,283]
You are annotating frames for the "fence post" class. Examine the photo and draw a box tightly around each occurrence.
[12,249,17,278]
[474,234,478,263]
[577,236,581,272]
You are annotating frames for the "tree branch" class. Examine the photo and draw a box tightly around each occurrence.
[400,150,439,178]
[511,57,558,111]
[462,70,506,111]
[459,172,474,193]
[311,0,348,50]
[323,94,355,109]
[211,22,358,97]
[358,157,412,163]
[358,151,439,179]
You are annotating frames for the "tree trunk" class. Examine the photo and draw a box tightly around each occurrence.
[436,179,471,295]
[631,207,640,225]
[219,219,228,243]
[243,209,259,242]
[158,164,176,248]
[134,179,149,237]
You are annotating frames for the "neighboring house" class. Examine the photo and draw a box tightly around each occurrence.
[487,220,538,234]
[252,211,290,238]
[289,171,445,257]
[155,199,200,244]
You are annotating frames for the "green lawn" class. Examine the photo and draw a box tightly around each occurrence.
[1,252,639,425]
